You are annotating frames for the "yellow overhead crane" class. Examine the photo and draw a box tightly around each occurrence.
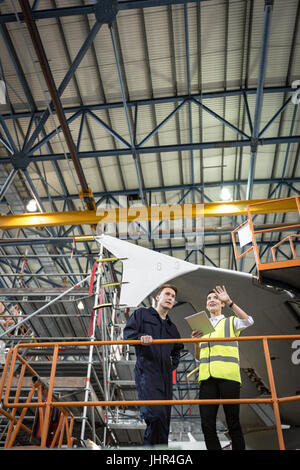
[0,197,299,231]
[0,198,299,230]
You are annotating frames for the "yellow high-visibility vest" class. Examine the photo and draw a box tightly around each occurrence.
[198,316,241,384]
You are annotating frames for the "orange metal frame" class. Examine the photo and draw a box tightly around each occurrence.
[231,196,300,274]
[1,336,300,450]
[271,234,300,262]
[0,347,75,449]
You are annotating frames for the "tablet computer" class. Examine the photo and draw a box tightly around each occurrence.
[184,311,215,336]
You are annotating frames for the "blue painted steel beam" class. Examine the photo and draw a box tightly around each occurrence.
[22,168,86,287]
[0,18,81,227]
[23,168,84,283]
[0,168,18,201]
[1,86,296,122]
[242,91,253,135]
[258,95,293,138]
[118,0,211,8]
[109,23,146,205]
[0,1,211,24]
[76,112,85,151]
[0,5,94,23]
[24,21,102,153]
[0,134,14,154]
[138,100,187,148]
[278,104,299,198]
[0,23,35,113]
[191,97,250,140]
[0,116,18,154]
[28,110,83,155]
[0,258,62,288]
[1,135,299,165]
[246,0,273,200]
[7,85,293,158]
[184,4,195,195]
[285,181,300,195]
[0,239,298,250]
[87,110,131,149]
[31,0,41,10]
[23,168,47,213]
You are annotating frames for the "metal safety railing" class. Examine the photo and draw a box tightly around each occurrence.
[271,233,300,262]
[232,196,300,274]
[1,335,300,450]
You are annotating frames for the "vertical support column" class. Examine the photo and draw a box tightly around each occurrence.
[246,0,273,200]
[80,242,104,442]
[104,288,119,440]
[184,5,195,201]
[100,280,114,446]
[40,344,59,448]
[262,338,285,450]
[109,23,146,205]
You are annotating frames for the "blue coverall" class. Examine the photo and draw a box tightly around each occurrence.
[123,307,183,446]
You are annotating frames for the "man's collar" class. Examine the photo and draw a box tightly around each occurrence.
[210,314,225,321]
[150,306,172,323]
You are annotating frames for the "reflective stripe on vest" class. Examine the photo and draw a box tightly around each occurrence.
[198,316,241,384]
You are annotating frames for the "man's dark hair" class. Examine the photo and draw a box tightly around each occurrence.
[206,290,215,298]
[156,284,178,297]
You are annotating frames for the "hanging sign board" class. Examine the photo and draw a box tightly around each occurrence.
[237,222,253,247]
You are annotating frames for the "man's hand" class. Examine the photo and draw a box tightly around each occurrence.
[191,330,203,338]
[191,330,203,360]
[140,335,153,345]
[213,285,232,306]
[214,285,251,321]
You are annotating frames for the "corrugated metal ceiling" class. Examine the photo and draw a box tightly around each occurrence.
[0,0,299,447]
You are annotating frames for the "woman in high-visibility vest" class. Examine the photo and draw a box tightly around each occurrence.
[191,285,254,450]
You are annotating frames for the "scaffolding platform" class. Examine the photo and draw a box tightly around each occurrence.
[257,259,300,293]
[232,196,300,294]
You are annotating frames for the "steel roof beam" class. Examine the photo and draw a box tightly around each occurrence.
[0,259,62,288]
[0,115,18,153]
[1,86,295,121]
[40,177,300,203]
[0,239,298,251]
[2,88,298,169]
[191,97,250,140]
[23,20,102,153]
[0,1,211,24]
[1,135,299,165]
[18,0,97,211]
[184,4,195,197]
[27,110,83,156]
[246,0,273,200]
[109,22,146,205]
[0,23,35,113]
[0,18,83,225]
[0,168,18,201]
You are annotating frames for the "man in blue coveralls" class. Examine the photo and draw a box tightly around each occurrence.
[123,284,183,446]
